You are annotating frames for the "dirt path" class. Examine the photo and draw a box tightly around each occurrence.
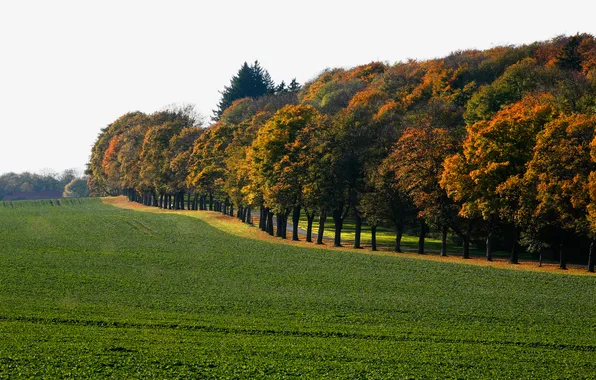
[102,196,594,276]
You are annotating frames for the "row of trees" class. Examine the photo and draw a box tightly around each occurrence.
[88,35,596,272]
[0,169,88,200]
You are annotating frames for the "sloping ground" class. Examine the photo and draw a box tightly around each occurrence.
[0,198,595,378]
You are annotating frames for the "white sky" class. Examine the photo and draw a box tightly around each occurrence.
[1,0,595,175]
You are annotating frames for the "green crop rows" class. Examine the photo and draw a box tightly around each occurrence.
[0,199,595,378]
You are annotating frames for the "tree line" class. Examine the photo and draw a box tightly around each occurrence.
[0,169,89,200]
[88,35,596,272]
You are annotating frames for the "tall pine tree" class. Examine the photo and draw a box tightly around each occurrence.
[212,61,275,121]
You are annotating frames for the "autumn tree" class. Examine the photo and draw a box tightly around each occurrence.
[336,88,397,248]
[300,68,366,116]
[361,166,416,252]
[187,124,231,211]
[249,104,320,240]
[442,95,557,261]
[385,127,458,255]
[116,122,151,201]
[463,58,554,125]
[523,114,596,270]
[88,112,148,196]
[223,110,271,224]
[136,106,200,208]
[168,126,204,209]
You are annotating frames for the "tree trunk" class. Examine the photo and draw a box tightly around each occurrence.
[440,224,448,257]
[394,223,403,252]
[159,194,164,208]
[275,213,283,238]
[539,250,543,267]
[510,227,519,264]
[316,209,327,245]
[229,202,234,217]
[292,205,301,241]
[559,239,567,270]
[267,212,274,236]
[209,193,213,211]
[332,209,343,247]
[418,219,427,254]
[306,213,315,243]
[246,206,252,224]
[462,226,471,259]
[353,210,362,249]
[371,225,377,251]
[486,220,494,262]
[588,240,595,273]
[259,206,265,230]
[187,192,192,210]
[282,209,290,238]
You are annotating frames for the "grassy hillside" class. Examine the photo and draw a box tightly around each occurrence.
[0,199,595,378]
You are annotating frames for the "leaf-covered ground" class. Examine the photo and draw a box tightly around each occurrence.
[0,198,595,378]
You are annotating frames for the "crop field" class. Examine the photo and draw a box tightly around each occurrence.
[0,198,595,378]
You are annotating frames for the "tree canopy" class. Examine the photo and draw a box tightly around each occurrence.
[89,34,596,271]
[212,61,301,122]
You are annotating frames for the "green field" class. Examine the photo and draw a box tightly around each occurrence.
[1,199,595,378]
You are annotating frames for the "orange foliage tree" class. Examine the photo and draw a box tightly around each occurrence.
[441,95,557,261]
[522,114,596,270]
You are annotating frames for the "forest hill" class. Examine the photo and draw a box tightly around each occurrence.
[88,34,596,272]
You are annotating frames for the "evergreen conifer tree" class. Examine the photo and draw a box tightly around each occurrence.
[212,61,276,121]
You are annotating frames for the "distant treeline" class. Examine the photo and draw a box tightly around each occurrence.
[0,170,89,200]
[88,34,596,271]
